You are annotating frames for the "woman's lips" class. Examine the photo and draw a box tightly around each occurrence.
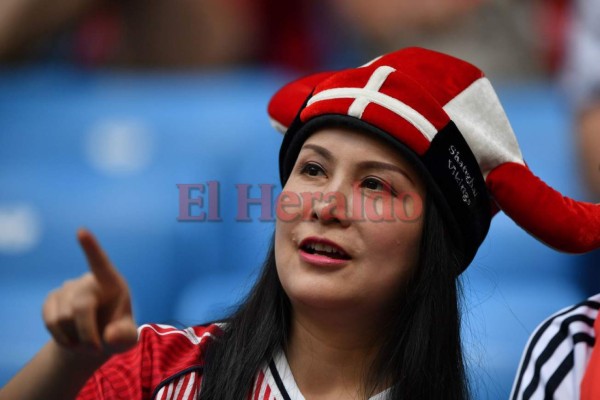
[298,237,351,267]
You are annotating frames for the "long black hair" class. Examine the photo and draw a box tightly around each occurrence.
[200,194,469,400]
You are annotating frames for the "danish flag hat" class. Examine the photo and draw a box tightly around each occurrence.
[268,47,600,269]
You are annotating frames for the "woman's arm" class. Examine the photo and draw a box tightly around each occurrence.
[0,341,108,400]
[0,229,137,400]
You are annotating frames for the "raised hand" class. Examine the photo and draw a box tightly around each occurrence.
[42,229,138,357]
[0,229,140,400]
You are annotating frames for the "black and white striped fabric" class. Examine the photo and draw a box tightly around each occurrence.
[510,293,600,399]
[254,350,391,400]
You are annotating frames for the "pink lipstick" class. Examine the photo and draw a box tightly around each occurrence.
[298,237,351,267]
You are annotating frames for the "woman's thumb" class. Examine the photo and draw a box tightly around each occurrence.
[102,317,138,354]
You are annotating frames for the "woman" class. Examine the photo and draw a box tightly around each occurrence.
[1,47,598,400]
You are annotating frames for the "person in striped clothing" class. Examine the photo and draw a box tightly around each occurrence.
[510,294,600,399]
[2,47,599,400]
[511,2,600,397]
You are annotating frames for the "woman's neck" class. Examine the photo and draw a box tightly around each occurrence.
[285,305,388,399]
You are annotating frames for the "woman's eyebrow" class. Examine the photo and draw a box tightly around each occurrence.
[300,144,415,184]
[357,160,415,184]
[300,144,333,160]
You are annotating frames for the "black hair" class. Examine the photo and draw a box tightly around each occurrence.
[370,195,469,399]
[200,194,469,400]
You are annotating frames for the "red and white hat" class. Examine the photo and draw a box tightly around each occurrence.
[268,47,600,270]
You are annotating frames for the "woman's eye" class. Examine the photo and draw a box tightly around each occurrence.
[361,177,395,194]
[300,163,325,177]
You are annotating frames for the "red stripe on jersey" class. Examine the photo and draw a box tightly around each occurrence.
[253,370,266,400]
[172,375,185,399]
[156,382,169,400]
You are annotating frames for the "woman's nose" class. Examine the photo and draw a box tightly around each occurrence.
[309,181,354,227]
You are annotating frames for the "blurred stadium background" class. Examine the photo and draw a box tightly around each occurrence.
[1,0,597,398]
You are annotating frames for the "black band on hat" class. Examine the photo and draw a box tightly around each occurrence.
[422,121,492,266]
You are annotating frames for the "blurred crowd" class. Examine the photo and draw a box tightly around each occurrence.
[0,0,323,71]
[560,0,600,201]
[0,0,552,77]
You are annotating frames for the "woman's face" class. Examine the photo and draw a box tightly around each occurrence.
[275,127,426,316]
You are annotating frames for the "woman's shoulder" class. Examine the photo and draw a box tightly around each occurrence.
[137,322,224,348]
[77,323,224,400]
[135,322,224,370]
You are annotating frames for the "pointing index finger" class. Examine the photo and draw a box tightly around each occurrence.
[77,228,122,289]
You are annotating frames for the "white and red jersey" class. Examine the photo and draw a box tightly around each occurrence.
[77,323,391,400]
[76,323,219,400]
